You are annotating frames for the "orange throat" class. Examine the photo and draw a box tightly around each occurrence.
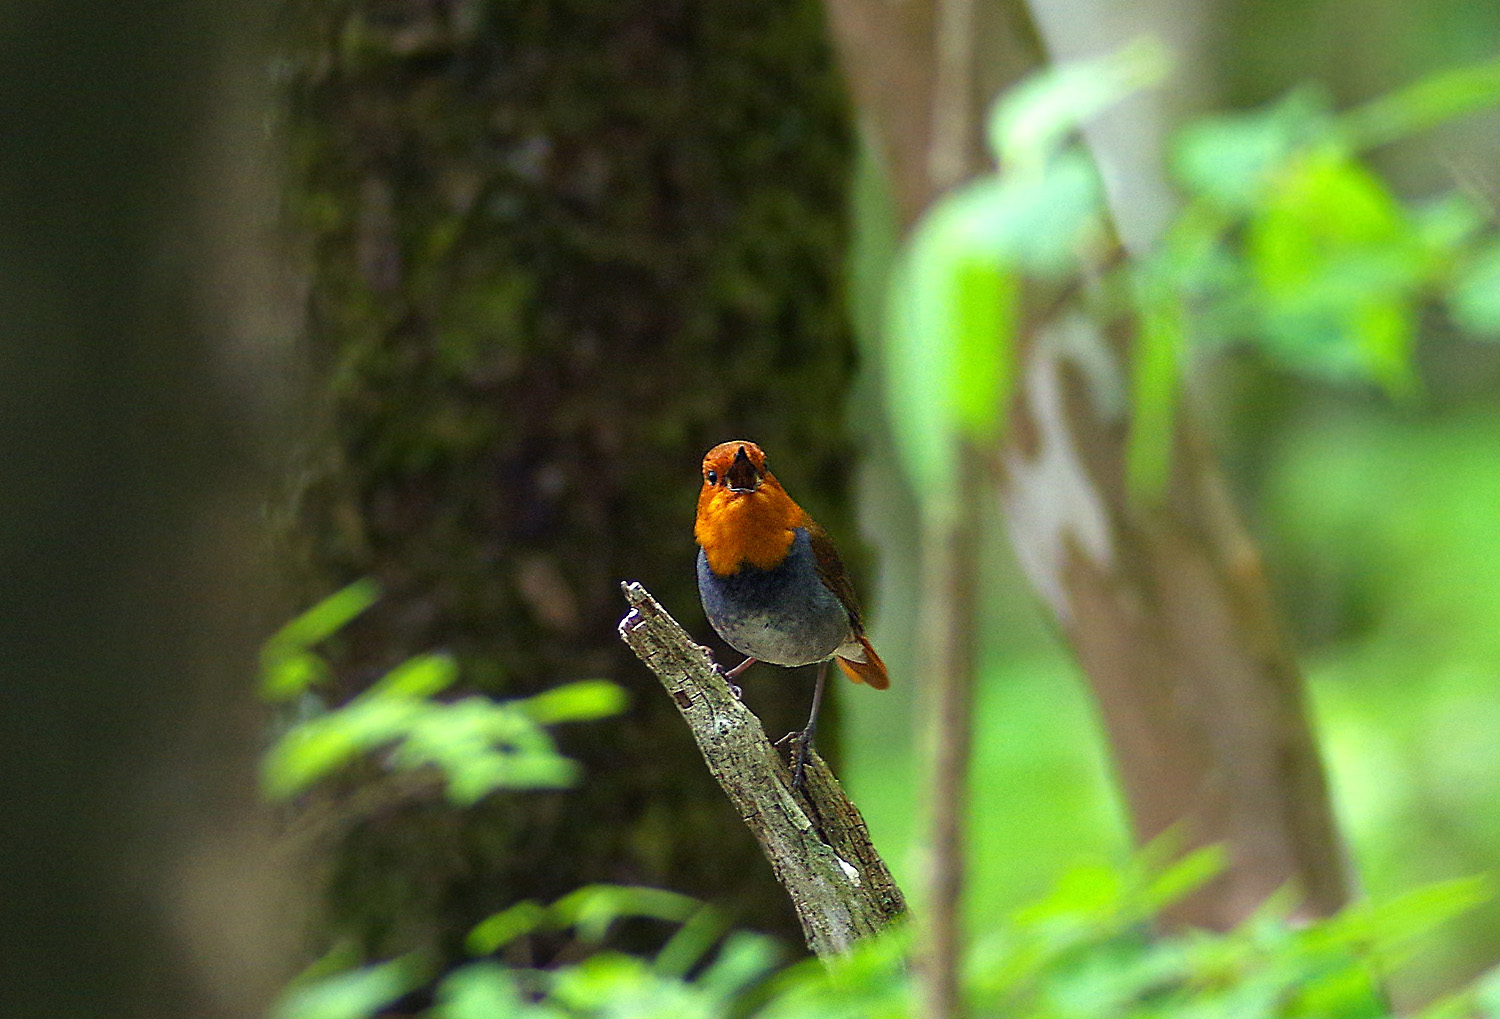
[695,483,802,575]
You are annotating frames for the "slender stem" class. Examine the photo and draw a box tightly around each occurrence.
[917,448,983,1019]
[929,0,979,193]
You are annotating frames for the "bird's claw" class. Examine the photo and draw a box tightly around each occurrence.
[711,663,744,700]
[788,728,814,792]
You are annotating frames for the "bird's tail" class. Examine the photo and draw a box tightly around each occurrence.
[835,634,890,690]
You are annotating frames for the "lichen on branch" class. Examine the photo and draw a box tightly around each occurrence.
[616,581,905,957]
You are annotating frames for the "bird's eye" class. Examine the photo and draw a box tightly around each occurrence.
[706,470,718,485]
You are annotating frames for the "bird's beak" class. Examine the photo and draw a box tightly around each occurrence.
[726,445,760,493]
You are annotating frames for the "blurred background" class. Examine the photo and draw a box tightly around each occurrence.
[5,0,1500,1015]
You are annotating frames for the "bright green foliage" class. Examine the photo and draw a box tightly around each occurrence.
[272,956,425,1019]
[465,885,707,956]
[261,580,380,701]
[885,46,1164,505]
[1449,241,1500,335]
[1127,56,1500,491]
[1339,58,1500,151]
[988,40,1172,175]
[259,586,625,804]
[881,50,1500,506]
[271,854,1500,1019]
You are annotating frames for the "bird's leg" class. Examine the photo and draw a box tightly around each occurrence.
[791,660,828,792]
[725,656,758,680]
[721,656,757,699]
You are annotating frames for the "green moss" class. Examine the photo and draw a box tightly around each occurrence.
[280,0,862,969]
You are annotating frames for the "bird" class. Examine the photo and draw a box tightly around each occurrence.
[694,440,888,789]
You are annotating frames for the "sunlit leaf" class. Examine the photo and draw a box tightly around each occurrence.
[1450,242,1500,337]
[466,901,548,956]
[260,581,381,701]
[261,650,329,702]
[432,963,537,1019]
[886,165,1099,503]
[266,580,380,653]
[260,698,422,798]
[1341,55,1500,151]
[884,216,963,502]
[1174,89,1334,210]
[1142,845,1226,910]
[392,697,578,803]
[553,884,701,942]
[960,154,1106,274]
[1246,148,1424,391]
[692,930,783,999]
[269,957,423,1019]
[654,907,734,980]
[519,679,627,724]
[1321,876,1492,957]
[988,38,1170,174]
[365,652,459,699]
[950,253,1018,440]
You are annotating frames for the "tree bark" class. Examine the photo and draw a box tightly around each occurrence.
[0,3,291,1016]
[279,0,863,963]
[821,0,1348,928]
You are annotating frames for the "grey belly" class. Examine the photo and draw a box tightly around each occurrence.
[697,535,851,667]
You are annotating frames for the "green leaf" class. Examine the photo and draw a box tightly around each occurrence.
[884,219,961,502]
[1450,241,1500,336]
[950,253,1019,441]
[654,907,733,980]
[393,697,578,803]
[988,39,1170,174]
[1246,148,1423,392]
[958,154,1106,274]
[552,885,701,943]
[1142,845,1226,910]
[1333,875,1492,955]
[260,581,379,700]
[364,652,459,700]
[261,650,329,702]
[433,963,537,1019]
[260,699,421,799]
[269,957,423,1019]
[1173,88,1335,210]
[519,679,627,724]
[467,901,548,956]
[884,177,1048,504]
[547,952,708,1017]
[693,930,783,999]
[1341,55,1500,151]
[266,580,380,652]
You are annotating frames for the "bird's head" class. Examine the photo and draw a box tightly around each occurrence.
[702,441,769,494]
[695,440,801,574]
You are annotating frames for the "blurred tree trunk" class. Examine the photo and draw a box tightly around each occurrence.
[280,0,860,962]
[0,2,291,1017]
[823,0,1348,928]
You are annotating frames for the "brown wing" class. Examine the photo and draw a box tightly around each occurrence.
[802,514,865,635]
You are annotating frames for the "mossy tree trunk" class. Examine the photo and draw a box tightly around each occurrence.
[281,0,861,963]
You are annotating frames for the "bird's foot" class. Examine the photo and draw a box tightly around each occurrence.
[790,729,814,792]
[711,663,744,700]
